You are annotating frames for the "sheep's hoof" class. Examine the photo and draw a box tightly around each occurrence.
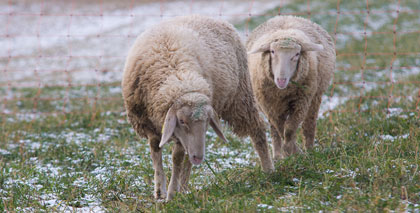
[273,149,287,162]
[304,142,314,150]
[283,142,302,157]
[166,191,176,202]
[296,146,303,154]
[265,165,275,173]
[261,160,275,173]
[154,189,167,200]
[273,154,285,162]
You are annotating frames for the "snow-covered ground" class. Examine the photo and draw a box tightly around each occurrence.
[0,0,281,87]
[318,62,420,117]
[1,2,418,211]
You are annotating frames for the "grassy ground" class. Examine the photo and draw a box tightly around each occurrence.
[1,0,420,212]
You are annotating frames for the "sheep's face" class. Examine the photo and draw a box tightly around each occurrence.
[248,36,324,89]
[269,41,302,89]
[159,104,227,165]
[173,105,209,165]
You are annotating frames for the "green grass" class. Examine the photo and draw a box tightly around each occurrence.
[1,0,420,211]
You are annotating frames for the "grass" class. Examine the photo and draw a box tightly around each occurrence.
[1,0,420,211]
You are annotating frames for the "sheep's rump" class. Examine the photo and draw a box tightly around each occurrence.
[122,15,246,138]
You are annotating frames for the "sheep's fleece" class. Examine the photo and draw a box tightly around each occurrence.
[122,15,274,200]
[247,15,336,160]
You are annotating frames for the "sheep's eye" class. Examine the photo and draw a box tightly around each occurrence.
[295,53,300,56]
[271,50,274,54]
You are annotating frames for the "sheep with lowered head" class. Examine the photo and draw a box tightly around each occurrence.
[122,15,274,201]
[247,16,335,160]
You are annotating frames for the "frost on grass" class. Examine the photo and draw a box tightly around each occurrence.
[257,203,274,210]
[257,202,307,212]
[379,134,409,142]
[387,107,404,117]
[1,109,46,122]
[319,95,348,118]
[208,143,257,168]
[0,120,152,211]
[40,193,105,213]
[181,131,259,190]
[324,168,359,179]
[0,149,11,155]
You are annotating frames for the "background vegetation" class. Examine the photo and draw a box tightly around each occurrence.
[1,0,419,211]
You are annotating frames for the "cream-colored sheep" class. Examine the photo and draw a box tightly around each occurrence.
[247,16,335,160]
[122,15,274,201]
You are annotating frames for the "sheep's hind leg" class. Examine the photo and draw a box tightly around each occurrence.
[225,108,274,172]
[249,124,275,172]
[148,135,167,199]
[223,90,274,172]
[167,141,185,201]
[302,95,322,150]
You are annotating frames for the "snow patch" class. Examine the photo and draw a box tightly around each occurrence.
[257,203,274,209]
[0,149,11,155]
[379,134,409,141]
[319,96,348,118]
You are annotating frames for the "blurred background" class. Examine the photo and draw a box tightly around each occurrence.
[1,0,419,212]
[1,0,419,118]
[1,0,280,86]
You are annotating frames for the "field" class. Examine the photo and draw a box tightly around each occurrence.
[1,0,420,212]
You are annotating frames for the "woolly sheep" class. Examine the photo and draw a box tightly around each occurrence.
[122,15,274,201]
[247,16,335,160]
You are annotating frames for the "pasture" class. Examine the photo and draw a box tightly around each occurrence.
[1,0,419,211]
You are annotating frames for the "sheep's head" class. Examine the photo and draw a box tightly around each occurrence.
[249,35,323,89]
[159,103,227,165]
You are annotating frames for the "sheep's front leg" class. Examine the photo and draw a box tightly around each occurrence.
[283,101,309,157]
[180,155,192,192]
[270,114,287,161]
[148,136,167,199]
[167,141,185,201]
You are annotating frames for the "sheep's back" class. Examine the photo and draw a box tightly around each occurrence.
[122,16,246,133]
[167,15,246,112]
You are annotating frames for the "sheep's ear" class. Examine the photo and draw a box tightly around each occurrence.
[159,106,177,148]
[248,42,271,54]
[208,107,227,143]
[301,42,323,52]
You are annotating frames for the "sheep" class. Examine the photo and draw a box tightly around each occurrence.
[122,15,274,201]
[246,16,336,160]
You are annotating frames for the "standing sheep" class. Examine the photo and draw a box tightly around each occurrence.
[122,15,274,201]
[247,16,335,160]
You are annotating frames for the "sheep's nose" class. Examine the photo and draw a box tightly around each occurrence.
[275,77,288,89]
[191,155,204,165]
